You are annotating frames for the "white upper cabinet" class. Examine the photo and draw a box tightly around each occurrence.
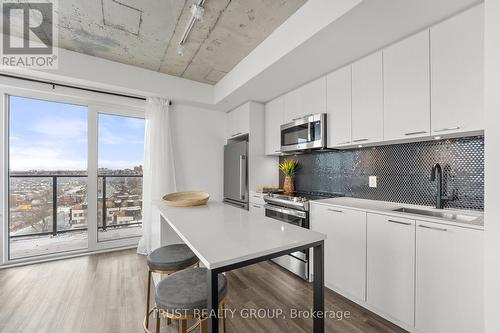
[283,77,327,123]
[384,30,430,141]
[301,76,327,117]
[283,88,303,123]
[226,104,250,139]
[367,214,415,327]
[265,96,284,155]
[415,221,483,333]
[430,4,484,136]
[352,52,384,145]
[326,66,352,147]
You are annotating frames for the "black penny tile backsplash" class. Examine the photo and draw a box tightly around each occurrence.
[279,136,484,211]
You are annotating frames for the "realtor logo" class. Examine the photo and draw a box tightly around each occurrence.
[1,0,58,68]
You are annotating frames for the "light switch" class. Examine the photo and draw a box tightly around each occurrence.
[369,176,377,188]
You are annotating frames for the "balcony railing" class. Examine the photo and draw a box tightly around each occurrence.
[9,174,143,239]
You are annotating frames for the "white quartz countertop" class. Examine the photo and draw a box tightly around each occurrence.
[154,200,326,269]
[311,197,484,230]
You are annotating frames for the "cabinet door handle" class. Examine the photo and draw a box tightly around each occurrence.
[404,131,427,136]
[387,219,413,226]
[231,132,243,137]
[275,150,281,153]
[418,224,448,232]
[352,138,368,143]
[252,205,261,208]
[337,140,351,145]
[434,126,460,133]
[328,208,343,213]
[252,195,261,198]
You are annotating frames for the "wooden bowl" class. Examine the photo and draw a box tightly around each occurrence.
[162,191,210,207]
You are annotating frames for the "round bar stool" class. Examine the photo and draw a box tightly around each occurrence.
[145,244,200,330]
[143,267,228,333]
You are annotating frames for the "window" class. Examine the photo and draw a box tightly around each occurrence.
[4,92,145,261]
[8,96,88,259]
[97,113,145,241]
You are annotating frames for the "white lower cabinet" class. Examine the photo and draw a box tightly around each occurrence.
[311,204,366,301]
[415,221,484,333]
[249,203,265,216]
[311,204,484,333]
[367,214,415,327]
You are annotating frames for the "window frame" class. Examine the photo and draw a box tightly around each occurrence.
[0,78,145,265]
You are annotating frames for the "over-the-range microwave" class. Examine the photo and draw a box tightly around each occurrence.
[280,113,327,152]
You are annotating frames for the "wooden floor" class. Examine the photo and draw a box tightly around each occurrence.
[0,249,407,333]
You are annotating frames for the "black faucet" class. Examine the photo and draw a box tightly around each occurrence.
[430,163,451,209]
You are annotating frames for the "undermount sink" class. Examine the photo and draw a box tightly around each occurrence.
[392,207,478,223]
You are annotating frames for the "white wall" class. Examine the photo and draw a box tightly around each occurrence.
[484,0,500,331]
[170,104,226,201]
[247,102,279,191]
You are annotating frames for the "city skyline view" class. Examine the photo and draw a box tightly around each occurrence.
[9,96,145,172]
[8,96,145,259]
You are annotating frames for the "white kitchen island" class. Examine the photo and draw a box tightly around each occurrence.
[154,200,326,333]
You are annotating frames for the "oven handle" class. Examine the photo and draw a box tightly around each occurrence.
[264,204,307,219]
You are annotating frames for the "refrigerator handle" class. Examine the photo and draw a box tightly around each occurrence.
[239,155,246,200]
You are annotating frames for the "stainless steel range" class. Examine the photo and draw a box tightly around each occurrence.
[264,191,343,280]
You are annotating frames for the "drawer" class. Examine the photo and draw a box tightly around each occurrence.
[249,192,266,205]
[249,203,265,216]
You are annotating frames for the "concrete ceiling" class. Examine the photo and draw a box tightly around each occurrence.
[52,0,306,85]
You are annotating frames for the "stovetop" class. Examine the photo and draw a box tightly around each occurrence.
[264,191,344,211]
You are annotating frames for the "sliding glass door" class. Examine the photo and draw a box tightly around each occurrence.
[4,93,145,261]
[8,96,89,259]
[97,113,144,242]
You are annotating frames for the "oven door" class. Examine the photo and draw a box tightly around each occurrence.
[264,204,309,262]
[280,113,326,152]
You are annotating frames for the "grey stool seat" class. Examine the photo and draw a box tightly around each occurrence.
[147,244,198,272]
[155,267,228,314]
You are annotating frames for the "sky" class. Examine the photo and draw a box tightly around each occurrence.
[9,96,145,172]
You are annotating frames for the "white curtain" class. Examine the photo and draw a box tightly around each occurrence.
[137,97,176,255]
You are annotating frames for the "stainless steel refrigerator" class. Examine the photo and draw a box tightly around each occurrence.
[223,140,249,210]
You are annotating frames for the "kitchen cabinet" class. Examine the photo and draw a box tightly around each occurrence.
[249,203,265,216]
[226,103,250,139]
[352,52,384,145]
[249,191,266,205]
[265,96,284,155]
[384,30,430,141]
[301,76,327,117]
[326,66,352,147]
[283,88,303,123]
[430,4,484,136]
[367,214,415,327]
[415,221,483,333]
[283,77,327,123]
[310,203,366,301]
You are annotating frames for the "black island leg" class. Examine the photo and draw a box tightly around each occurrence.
[207,269,219,333]
[313,241,325,333]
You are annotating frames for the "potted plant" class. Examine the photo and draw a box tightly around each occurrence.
[279,159,299,194]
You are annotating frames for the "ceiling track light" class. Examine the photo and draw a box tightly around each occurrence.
[178,0,206,56]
